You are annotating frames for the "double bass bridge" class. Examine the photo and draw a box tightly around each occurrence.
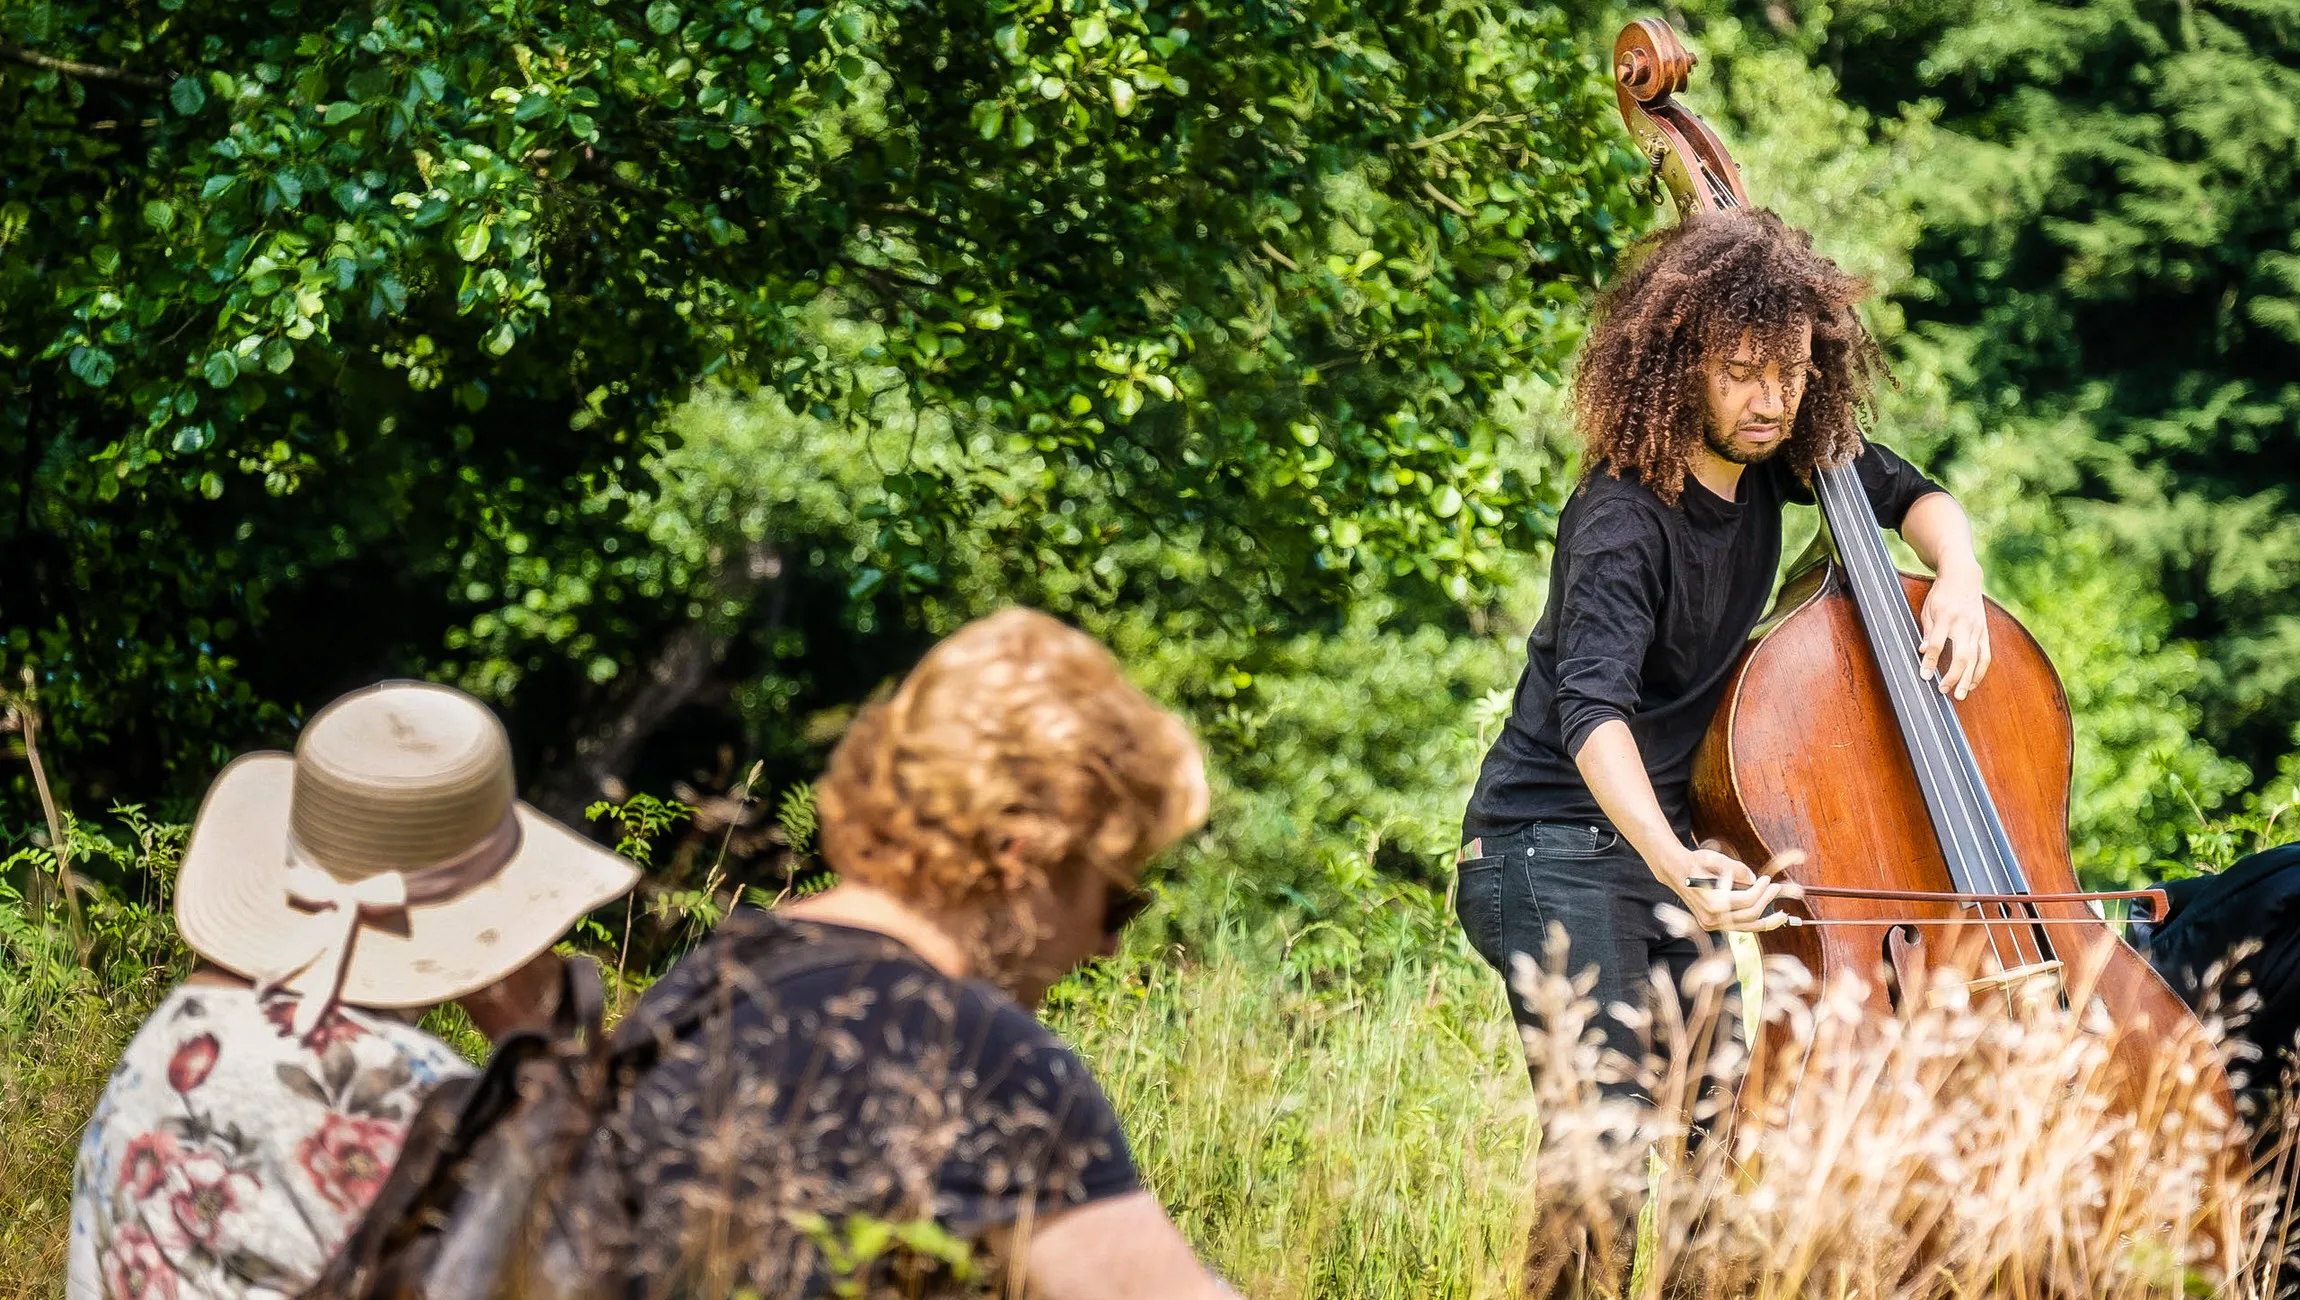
[1965,958,2063,1000]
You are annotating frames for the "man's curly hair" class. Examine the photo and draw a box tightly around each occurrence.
[1574,207,1889,505]
[816,608,1208,917]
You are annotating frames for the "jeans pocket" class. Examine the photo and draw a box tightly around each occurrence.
[1454,854,1506,973]
[1530,821,1624,859]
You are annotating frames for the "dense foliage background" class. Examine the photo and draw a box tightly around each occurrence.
[5,2,2299,1293]
[2,0,2294,923]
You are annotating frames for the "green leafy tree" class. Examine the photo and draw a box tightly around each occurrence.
[1,0,1640,798]
[1813,0,2300,788]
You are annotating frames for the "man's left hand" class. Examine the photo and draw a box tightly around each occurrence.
[1917,560,1991,700]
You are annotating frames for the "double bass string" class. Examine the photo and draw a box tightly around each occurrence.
[1816,463,2057,988]
[1711,174,2052,991]
[1814,467,2026,984]
[1819,469,2024,900]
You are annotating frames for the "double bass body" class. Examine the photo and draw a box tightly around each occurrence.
[1690,552,2227,1106]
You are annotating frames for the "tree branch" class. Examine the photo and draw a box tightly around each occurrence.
[840,257,938,298]
[1403,111,1533,150]
[0,41,166,90]
[1420,180,1474,218]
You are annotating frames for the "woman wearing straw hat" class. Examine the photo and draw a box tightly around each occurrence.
[67,681,639,1300]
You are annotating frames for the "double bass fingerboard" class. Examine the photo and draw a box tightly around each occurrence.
[1811,464,2057,967]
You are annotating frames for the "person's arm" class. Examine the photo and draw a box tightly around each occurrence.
[1573,720,1800,932]
[1017,1192,1235,1299]
[1842,440,1989,702]
[1551,500,1795,931]
[1897,490,1990,700]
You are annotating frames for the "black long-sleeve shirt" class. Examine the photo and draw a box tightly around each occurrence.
[1462,442,1946,841]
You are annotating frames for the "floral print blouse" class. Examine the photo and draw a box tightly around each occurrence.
[68,983,474,1300]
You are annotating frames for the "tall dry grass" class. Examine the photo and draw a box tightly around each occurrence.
[1513,928,2282,1299]
[1055,906,2300,1300]
[0,979,165,1300]
[11,873,2297,1298]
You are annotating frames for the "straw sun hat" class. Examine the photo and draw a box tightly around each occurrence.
[176,680,638,1036]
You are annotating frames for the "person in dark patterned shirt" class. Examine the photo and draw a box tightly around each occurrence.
[589,608,1235,1299]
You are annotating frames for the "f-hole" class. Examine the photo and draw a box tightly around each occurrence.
[1883,924,1928,1012]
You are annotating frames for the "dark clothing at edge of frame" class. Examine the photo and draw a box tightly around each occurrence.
[1462,439,1943,844]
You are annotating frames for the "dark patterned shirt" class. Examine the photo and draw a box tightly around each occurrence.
[597,911,1138,1298]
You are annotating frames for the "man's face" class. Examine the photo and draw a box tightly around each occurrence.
[1702,322,1814,466]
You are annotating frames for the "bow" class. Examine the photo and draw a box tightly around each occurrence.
[262,865,413,1039]
[257,812,522,1040]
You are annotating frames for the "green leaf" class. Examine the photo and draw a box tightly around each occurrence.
[971,101,1004,140]
[262,338,294,374]
[169,76,206,115]
[454,221,491,261]
[67,346,115,388]
[321,101,359,125]
[646,0,681,33]
[202,350,239,388]
[141,200,177,232]
[1074,15,1108,47]
[199,472,225,500]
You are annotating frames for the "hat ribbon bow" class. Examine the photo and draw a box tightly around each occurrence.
[259,813,522,1040]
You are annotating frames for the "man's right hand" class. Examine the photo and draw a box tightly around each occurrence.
[1571,719,1806,934]
[1661,845,1805,933]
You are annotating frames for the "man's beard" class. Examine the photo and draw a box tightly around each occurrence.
[1705,423,1791,466]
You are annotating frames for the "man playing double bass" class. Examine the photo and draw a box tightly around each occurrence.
[1457,207,1994,1097]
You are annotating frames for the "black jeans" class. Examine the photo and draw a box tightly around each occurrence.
[1454,820,1700,1101]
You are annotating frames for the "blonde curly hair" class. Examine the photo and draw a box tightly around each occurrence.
[817,608,1208,911]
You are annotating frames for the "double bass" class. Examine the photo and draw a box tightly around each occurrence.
[1608,19,2235,1117]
